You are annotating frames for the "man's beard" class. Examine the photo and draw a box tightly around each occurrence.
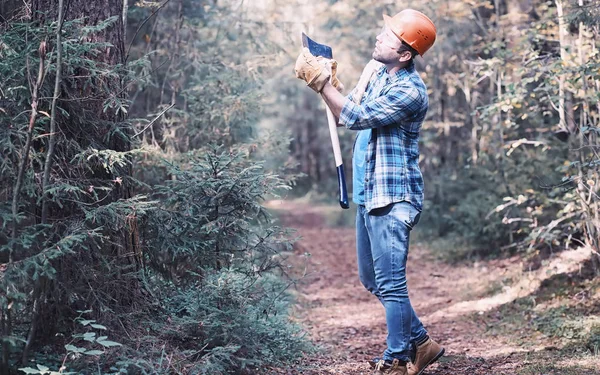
[373,51,395,64]
[373,45,398,64]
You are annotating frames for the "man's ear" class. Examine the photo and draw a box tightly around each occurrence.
[397,50,412,63]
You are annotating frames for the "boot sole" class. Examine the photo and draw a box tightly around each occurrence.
[367,348,445,372]
[413,348,445,375]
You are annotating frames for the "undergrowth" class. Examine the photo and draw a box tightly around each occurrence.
[475,267,600,362]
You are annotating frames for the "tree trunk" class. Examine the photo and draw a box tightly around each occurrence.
[555,0,577,138]
[30,0,130,229]
[23,0,136,352]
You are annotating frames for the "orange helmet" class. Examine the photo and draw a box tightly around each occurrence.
[383,9,437,56]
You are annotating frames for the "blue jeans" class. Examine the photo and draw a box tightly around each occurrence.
[356,202,427,362]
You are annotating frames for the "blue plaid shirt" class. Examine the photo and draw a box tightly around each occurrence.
[341,62,428,212]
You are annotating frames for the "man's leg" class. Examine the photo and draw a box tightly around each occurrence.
[406,205,427,345]
[365,202,421,362]
[359,202,427,346]
[356,204,381,299]
[410,308,428,345]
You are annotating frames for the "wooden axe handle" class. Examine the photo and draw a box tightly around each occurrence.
[320,60,380,209]
[353,59,383,104]
[324,101,349,209]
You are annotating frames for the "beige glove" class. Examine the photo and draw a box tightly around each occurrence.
[322,58,344,93]
[295,48,344,93]
[295,48,330,92]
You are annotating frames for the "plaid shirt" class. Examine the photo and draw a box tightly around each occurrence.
[340,62,428,212]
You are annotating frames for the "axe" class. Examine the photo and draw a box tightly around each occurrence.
[302,32,349,209]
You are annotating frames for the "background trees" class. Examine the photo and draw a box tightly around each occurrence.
[280,0,600,268]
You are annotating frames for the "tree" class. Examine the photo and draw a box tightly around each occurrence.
[1,0,142,370]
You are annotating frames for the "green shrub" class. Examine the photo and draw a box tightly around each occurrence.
[153,271,310,374]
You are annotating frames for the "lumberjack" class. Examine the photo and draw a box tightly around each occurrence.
[295,9,446,375]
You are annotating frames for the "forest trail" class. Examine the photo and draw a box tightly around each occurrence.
[267,200,600,375]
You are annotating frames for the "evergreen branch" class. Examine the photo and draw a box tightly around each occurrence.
[41,57,170,104]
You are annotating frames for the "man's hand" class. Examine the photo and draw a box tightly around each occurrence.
[295,48,344,93]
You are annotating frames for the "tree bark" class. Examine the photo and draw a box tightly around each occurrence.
[555,0,577,137]
[32,0,125,60]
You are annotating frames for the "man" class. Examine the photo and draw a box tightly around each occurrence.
[295,9,445,375]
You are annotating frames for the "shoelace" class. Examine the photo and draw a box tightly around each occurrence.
[375,360,386,371]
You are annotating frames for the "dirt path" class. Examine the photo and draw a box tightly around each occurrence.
[267,201,600,375]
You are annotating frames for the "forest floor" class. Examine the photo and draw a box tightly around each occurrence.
[266,200,600,375]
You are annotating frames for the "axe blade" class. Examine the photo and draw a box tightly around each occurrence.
[301,32,333,59]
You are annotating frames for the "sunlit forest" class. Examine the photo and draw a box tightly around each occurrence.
[1,0,599,374]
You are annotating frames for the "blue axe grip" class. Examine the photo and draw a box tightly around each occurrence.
[337,165,349,209]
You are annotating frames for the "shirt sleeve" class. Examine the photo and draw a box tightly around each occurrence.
[345,87,357,103]
[339,84,423,131]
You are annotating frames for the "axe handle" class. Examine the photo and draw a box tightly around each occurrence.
[324,101,349,209]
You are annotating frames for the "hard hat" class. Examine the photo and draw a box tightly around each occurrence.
[383,9,437,56]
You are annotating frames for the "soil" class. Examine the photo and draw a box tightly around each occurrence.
[266,200,600,375]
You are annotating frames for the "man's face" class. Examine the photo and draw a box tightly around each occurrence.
[372,26,409,64]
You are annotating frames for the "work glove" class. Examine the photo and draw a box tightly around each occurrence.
[294,48,343,93]
[326,59,345,93]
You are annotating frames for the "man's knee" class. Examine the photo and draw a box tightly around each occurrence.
[376,282,409,301]
[359,274,378,294]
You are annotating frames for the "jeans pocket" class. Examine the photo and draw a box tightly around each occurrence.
[392,202,418,230]
[369,204,393,217]
[369,202,420,229]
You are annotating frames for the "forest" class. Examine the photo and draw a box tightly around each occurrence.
[0,0,599,374]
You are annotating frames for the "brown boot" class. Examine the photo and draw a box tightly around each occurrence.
[406,338,445,375]
[372,359,408,375]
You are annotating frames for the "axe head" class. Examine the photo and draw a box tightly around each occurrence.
[302,32,332,59]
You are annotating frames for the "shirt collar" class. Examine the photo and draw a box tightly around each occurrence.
[376,61,415,83]
[390,61,415,83]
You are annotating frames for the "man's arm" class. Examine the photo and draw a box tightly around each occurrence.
[320,82,346,119]
[321,82,351,127]
[322,59,382,127]
[322,81,423,131]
